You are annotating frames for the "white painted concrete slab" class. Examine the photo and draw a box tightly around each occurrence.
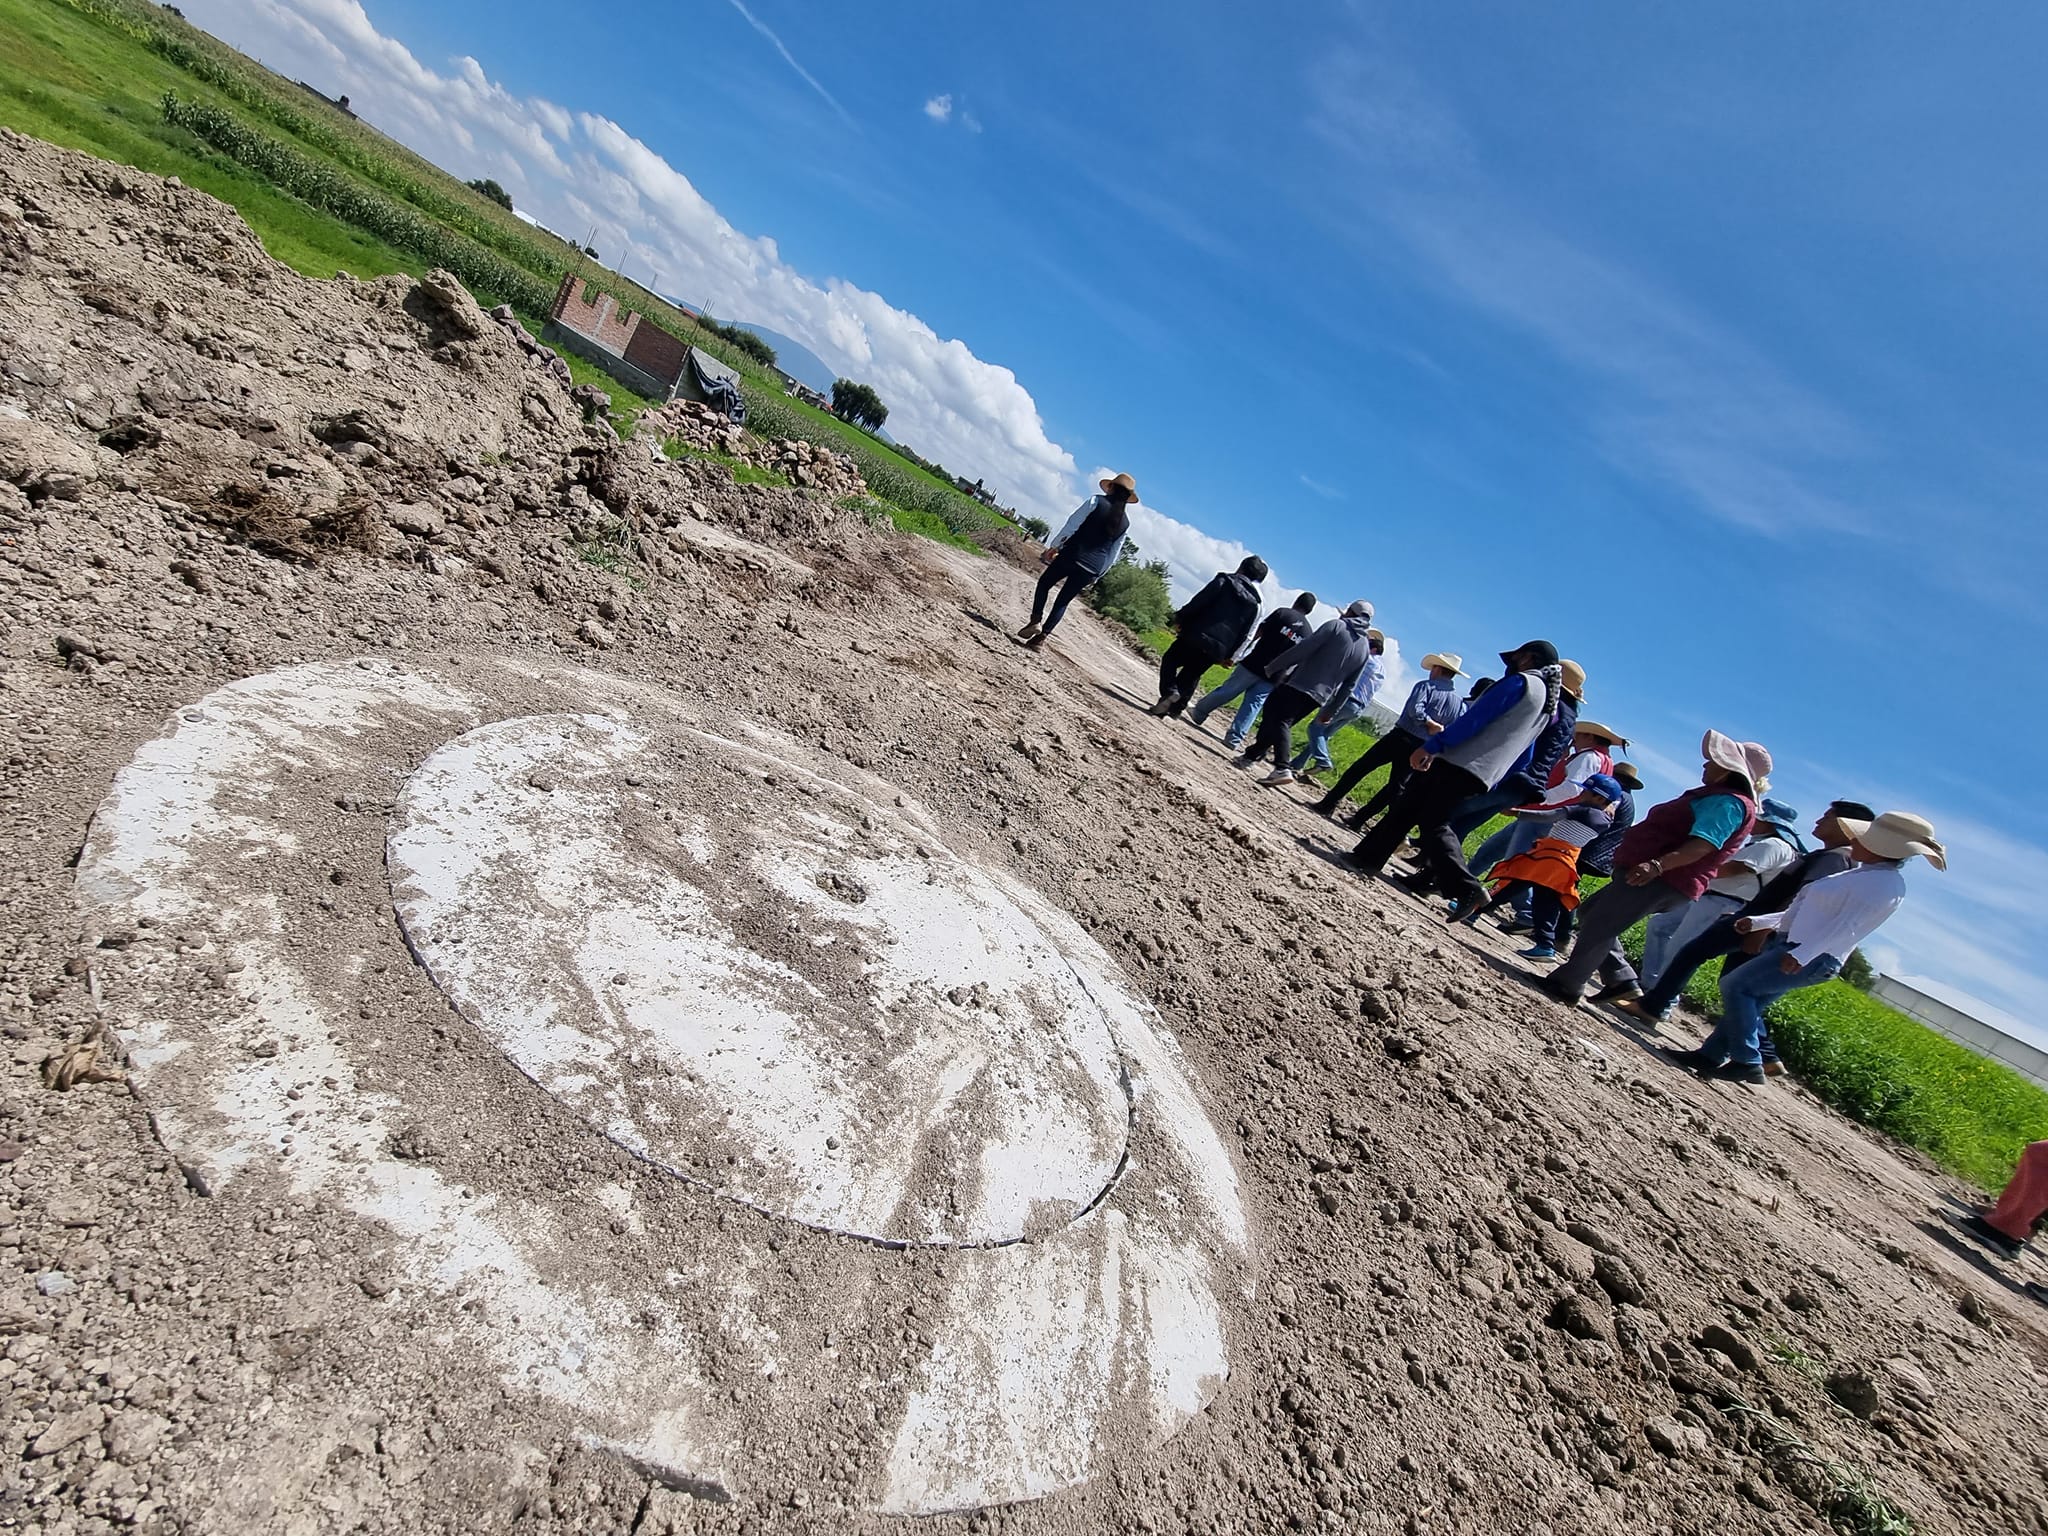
[75,657,1250,1515]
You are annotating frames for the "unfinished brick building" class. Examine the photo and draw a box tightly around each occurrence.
[540,272,692,400]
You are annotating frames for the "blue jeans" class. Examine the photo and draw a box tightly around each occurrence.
[1292,699,1367,770]
[1641,892,1743,992]
[1701,940,1841,1066]
[1468,817,1544,920]
[1190,666,1272,747]
[1447,782,1537,841]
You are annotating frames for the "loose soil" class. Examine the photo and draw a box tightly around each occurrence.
[2,130,2045,1536]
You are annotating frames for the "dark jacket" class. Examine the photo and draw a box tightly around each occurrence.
[1173,571,1263,659]
[1265,613,1377,706]
[1503,693,1579,797]
[1244,607,1314,674]
[1580,789,1636,876]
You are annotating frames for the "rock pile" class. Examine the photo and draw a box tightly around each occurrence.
[483,301,573,389]
[637,397,868,498]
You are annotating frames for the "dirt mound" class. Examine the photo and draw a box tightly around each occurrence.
[1,129,2044,1536]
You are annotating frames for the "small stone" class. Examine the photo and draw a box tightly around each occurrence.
[1542,1149,1572,1173]
[1644,1415,1708,1458]
[359,1274,395,1299]
[29,1406,104,1457]
[1825,1367,1882,1418]
[34,1270,77,1297]
[578,618,614,648]
[1358,988,1391,1022]
[1316,1187,1343,1217]
[1697,1322,1759,1373]
[385,502,445,539]
[1591,1252,1645,1307]
[1383,1033,1425,1063]
[1547,1293,1610,1341]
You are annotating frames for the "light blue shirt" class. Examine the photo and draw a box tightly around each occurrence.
[1346,653,1385,707]
[1395,675,1463,737]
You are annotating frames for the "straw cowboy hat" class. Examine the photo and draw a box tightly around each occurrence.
[1574,719,1627,746]
[1560,660,1587,699]
[1098,472,1139,502]
[1612,762,1645,790]
[1421,652,1465,675]
[1366,627,1385,644]
[1839,811,1948,869]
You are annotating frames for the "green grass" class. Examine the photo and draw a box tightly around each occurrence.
[840,495,984,553]
[662,438,790,488]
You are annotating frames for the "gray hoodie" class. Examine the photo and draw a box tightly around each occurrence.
[1266,614,1376,706]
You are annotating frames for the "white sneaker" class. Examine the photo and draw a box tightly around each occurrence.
[1262,769,1297,786]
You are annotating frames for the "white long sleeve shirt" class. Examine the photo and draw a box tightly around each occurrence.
[1705,834,1800,904]
[1746,859,1907,963]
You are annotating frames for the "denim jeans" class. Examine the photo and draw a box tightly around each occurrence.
[1292,699,1367,771]
[1701,940,1841,1066]
[1640,892,1744,991]
[1190,666,1272,747]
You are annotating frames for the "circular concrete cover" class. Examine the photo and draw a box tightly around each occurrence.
[74,657,1249,1514]
[388,711,1130,1247]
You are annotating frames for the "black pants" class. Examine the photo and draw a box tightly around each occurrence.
[1318,728,1421,816]
[1028,553,1095,635]
[1246,684,1318,767]
[1157,637,1223,714]
[1350,761,1487,904]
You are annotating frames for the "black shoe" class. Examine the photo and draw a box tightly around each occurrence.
[1655,1044,1721,1074]
[1590,981,1642,1005]
[1313,797,1342,818]
[1536,977,1581,1004]
[1707,1060,1768,1086]
[1446,896,1485,926]
[1946,1211,2025,1261]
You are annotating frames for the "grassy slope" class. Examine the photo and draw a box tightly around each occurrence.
[0,0,415,279]
[1,0,998,542]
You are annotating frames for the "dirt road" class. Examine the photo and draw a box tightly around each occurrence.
[2,131,2044,1535]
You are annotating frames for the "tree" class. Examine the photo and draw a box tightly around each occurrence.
[466,177,514,212]
[1019,515,1051,541]
[832,378,890,433]
[1840,948,1877,992]
[1088,557,1173,635]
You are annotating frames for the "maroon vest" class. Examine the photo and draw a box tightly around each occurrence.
[1613,785,1757,900]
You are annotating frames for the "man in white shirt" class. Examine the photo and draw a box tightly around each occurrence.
[1639,798,1804,988]
[1664,811,1946,1085]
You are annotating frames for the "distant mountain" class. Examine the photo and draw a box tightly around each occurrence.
[728,323,839,396]
[661,299,839,396]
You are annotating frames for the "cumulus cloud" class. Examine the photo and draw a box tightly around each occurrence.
[183,0,1079,520]
[923,93,953,123]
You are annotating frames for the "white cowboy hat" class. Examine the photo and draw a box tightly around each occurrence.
[1701,729,1772,792]
[1838,811,1948,870]
[1574,719,1627,746]
[1421,652,1465,675]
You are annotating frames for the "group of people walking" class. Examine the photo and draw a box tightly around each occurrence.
[1017,478,1949,1093]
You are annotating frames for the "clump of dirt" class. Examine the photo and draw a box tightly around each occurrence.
[1,127,2044,1536]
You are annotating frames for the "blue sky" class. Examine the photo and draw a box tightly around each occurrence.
[190,1,2046,1043]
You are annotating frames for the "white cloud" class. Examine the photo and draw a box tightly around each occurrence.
[922,93,953,123]
[1297,474,1343,501]
[183,0,1080,521]
[961,111,983,136]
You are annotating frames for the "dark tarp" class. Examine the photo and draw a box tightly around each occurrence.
[686,347,747,425]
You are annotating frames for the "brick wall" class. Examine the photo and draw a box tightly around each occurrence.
[623,321,688,389]
[549,270,689,391]
[549,272,640,355]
